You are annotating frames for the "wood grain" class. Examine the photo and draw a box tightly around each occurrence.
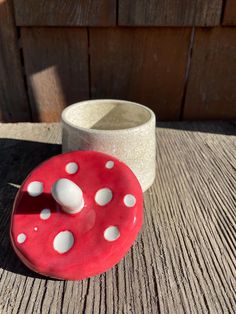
[21,28,89,122]
[119,0,223,26]
[0,0,30,122]
[183,28,236,120]
[13,0,116,26]
[223,0,236,25]
[0,121,235,313]
[90,28,191,120]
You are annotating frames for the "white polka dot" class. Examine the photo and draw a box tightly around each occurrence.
[27,181,43,197]
[105,161,114,169]
[95,188,113,206]
[104,226,120,241]
[124,194,136,207]
[53,231,74,254]
[40,208,51,220]
[65,162,78,174]
[34,227,38,231]
[17,233,26,244]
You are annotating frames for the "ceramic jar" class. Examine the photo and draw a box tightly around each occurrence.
[62,99,156,192]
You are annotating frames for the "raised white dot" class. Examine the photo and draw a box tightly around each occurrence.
[95,188,113,206]
[40,208,51,220]
[124,194,136,207]
[53,231,74,254]
[34,227,38,231]
[105,161,114,169]
[104,226,120,242]
[17,233,26,244]
[27,181,43,197]
[65,162,78,174]
[52,178,84,214]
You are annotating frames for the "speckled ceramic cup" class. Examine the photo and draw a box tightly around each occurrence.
[62,99,156,191]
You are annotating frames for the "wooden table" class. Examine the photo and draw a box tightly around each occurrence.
[0,122,235,313]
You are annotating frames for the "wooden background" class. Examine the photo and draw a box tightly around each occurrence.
[0,0,236,122]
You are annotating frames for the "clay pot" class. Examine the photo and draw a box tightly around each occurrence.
[62,99,156,191]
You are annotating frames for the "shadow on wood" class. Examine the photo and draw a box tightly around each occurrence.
[0,138,61,278]
[157,121,236,135]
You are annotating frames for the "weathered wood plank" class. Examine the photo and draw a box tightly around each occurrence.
[183,28,236,120]
[21,28,89,122]
[0,0,30,122]
[0,122,235,313]
[223,0,236,25]
[90,28,191,120]
[119,0,223,26]
[13,0,116,26]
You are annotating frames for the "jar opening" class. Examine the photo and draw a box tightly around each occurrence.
[62,100,152,131]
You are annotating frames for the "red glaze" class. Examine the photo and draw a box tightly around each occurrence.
[10,151,143,280]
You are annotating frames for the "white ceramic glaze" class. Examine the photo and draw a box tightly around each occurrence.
[62,99,156,192]
[52,178,84,214]
[53,231,74,254]
[27,181,43,197]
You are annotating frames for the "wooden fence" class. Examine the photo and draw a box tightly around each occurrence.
[0,0,236,122]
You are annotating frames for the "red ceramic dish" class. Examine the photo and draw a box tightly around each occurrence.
[10,151,143,280]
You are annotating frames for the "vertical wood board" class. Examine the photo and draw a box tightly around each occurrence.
[223,0,236,25]
[13,0,116,26]
[90,28,191,120]
[0,0,30,122]
[21,28,89,122]
[119,0,222,26]
[184,27,236,120]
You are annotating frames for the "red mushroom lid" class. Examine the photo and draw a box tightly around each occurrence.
[10,151,143,280]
